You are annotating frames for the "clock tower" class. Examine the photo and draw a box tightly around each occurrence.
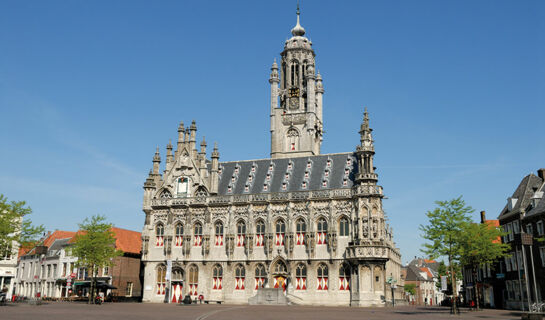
[270,5,324,159]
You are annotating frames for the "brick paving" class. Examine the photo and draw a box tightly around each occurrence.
[0,302,525,320]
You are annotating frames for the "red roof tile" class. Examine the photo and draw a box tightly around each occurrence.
[111,227,141,254]
[420,267,433,279]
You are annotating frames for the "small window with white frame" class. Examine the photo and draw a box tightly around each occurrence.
[537,220,544,236]
[540,247,545,267]
[513,220,520,234]
[526,223,533,235]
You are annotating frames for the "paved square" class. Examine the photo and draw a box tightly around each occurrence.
[0,302,526,320]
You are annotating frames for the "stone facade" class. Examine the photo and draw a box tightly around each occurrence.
[140,9,402,306]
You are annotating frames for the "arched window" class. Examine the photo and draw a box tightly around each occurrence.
[255,220,265,247]
[175,223,183,247]
[235,264,245,290]
[214,221,224,246]
[287,128,299,151]
[296,218,306,245]
[295,264,307,290]
[155,224,164,247]
[273,260,287,274]
[339,264,351,291]
[317,264,328,291]
[176,177,189,197]
[317,218,328,245]
[194,223,203,247]
[339,217,350,237]
[160,190,172,199]
[188,265,198,297]
[156,265,166,295]
[275,219,286,246]
[212,264,223,290]
[236,220,246,247]
[255,264,266,290]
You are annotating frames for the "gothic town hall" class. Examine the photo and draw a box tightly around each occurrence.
[140,9,402,306]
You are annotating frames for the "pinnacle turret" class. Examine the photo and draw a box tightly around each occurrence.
[291,3,306,37]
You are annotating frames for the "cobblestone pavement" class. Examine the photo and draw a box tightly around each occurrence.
[0,302,525,320]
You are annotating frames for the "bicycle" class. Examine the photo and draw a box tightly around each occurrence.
[530,301,545,313]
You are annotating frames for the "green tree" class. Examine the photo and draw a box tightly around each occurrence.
[70,215,122,303]
[419,196,473,314]
[0,194,44,258]
[404,283,416,296]
[459,221,510,310]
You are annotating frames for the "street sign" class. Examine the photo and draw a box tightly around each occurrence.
[496,273,505,279]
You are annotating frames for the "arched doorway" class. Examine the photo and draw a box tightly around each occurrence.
[171,268,184,303]
[271,260,288,292]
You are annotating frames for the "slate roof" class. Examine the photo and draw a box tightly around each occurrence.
[525,182,545,219]
[498,174,543,221]
[216,152,357,195]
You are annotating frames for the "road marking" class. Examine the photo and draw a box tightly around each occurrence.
[195,306,246,320]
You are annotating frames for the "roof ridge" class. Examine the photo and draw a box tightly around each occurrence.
[219,152,353,164]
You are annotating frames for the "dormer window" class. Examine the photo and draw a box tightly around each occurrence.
[326,160,332,167]
[302,181,307,189]
[248,176,253,182]
[304,171,309,179]
[266,174,271,181]
[234,167,239,174]
[307,161,312,169]
[263,184,268,191]
[282,183,287,191]
[231,176,236,183]
[218,167,223,175]
[345,168,350,175]
[343,179,348,186]
[251,165,256,172]
[269,164,274,171]
[346,158,352,166]
[285,173,290,180]
[227,185,233,193]
[322,180,327,187]
[324,170,329,177]
[288,162,293,170]
[244,185,249,192]
[176,177,189,197]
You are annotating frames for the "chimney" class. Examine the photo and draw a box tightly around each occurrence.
[538,168,545,180]
[480,211,486,224]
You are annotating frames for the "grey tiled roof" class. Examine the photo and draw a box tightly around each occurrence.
[216,153,357,195]
[47,238,71,256]
[525,182,545,218]
[498,174,543,221]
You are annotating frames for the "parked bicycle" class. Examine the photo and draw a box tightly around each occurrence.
[530,301,545,313]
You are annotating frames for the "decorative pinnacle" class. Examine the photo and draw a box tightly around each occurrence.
[153,147,161,162]
[200,136,207,147]
[190,120,197,131]
[167,140,173,150]
[178,121,184,132]
[272,58,278,69]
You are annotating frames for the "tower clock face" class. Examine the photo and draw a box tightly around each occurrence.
[289,97,299,110]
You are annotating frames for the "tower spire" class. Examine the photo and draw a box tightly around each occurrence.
[291,0,305,37]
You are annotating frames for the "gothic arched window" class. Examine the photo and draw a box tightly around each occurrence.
[295,264,307,290]
[317,264,328,291]
[188,265,198,297]
[160,190,172,199]
[214,221,224,246]
[236,220,246,247]
[194,223,203,247]
[155,224,164,247]
[156,265,166,295]
[339,264,351,291]
[287,128,299,151]
[339,217,350,237]
[255,264,266,290]
[296,218,306,245]
[275,219,286,246]
[212,264,222,290]
[235,264,245,290]
[174,223,183,247]
[317,218,328,245]
[255,220,265,247]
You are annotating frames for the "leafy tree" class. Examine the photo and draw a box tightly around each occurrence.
[0,194,44,258]
[404,283,416,296]
[459,221,509,310]
[70,215,122,303]
[420,196,473,314]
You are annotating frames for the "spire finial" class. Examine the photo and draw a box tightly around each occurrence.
[291,0,305,37]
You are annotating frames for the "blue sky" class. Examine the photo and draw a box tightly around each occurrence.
[1,0,544,264]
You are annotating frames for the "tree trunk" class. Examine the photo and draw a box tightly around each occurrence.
[449,256,457,315]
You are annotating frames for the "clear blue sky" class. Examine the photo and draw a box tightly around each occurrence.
[1,0,544,264]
